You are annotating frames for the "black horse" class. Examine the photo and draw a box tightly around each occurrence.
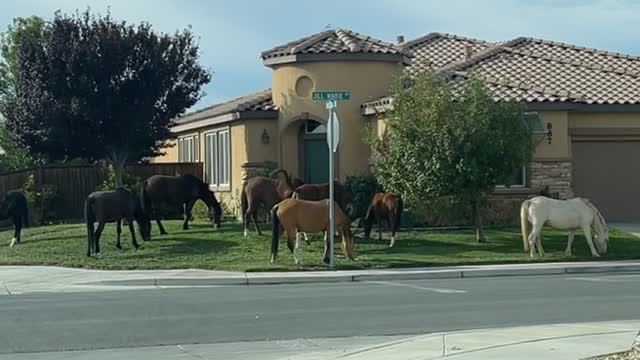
[141,174,222,235]
[0,190,29,247]
[85,187,151,257]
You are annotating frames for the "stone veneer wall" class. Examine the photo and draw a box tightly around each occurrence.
[485,160,574,225]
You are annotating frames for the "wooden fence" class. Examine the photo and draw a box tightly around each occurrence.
[0,162,203,220]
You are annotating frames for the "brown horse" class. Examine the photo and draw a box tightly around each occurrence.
[85,188,151,257]
[363,192,403,247]
[291,180,348,243]
[241,169,302,237]
[141,174,222,235]
[270,198,355,265]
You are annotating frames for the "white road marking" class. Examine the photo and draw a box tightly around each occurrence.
[566,275,640,283]
[370,280,468,294]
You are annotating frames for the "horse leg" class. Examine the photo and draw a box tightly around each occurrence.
[387,214,396,248]
[528,222,542,258]
[10,215,20,247]
[322,231,330,265]
[582,225,600,257]
[94,222,106,257]
[183,201,195,230]
[115,219,123,249]
[285,229,299,265]
[155,210,168,235]
[565,230,576,256]
[127,217,140,249]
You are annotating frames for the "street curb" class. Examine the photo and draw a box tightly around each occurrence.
[84,263,640,287]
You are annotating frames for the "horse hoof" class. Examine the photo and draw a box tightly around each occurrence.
[116,245,123,250]
[322,258,330,265]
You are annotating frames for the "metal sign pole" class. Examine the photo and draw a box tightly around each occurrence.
[328,104,335,269]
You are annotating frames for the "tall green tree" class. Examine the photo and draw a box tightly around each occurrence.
[369,73,533,241]
[0,16,44,171]
[2,10,211,186]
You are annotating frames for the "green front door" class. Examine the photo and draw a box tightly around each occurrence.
[304,138,329,184]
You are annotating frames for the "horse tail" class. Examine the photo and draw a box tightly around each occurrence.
[85,196,96,256]
[270,204,281,263]
[520,199,531,252]
[140,180,151,214]
[241,182,248,223]
[394,196,403,231]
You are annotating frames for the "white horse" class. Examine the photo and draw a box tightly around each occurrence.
[520,196,609,258]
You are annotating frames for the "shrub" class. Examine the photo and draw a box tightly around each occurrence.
[21,173,56,225]
[97,164,142,192]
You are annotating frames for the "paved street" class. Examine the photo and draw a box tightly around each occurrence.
[1,272,639,356]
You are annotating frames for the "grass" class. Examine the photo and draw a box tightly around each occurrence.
[0,220,638,271]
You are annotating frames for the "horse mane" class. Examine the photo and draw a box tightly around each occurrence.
[580,198,608,235]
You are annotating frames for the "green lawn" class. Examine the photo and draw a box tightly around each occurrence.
[0,220,638,271]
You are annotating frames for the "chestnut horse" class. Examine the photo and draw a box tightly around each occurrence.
[270,198,355,265]
[141,174,222,235]
[292,180,348,242]
[241,169,303,237]
[363,192,403,247]
[85,188,151,257]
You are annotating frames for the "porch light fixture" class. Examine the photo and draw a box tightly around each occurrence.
[524,112,548,145]
[261,129,270,144]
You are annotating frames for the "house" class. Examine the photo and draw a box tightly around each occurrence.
[153,29,640,223]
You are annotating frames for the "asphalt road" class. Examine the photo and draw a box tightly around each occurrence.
[1,273,639,354]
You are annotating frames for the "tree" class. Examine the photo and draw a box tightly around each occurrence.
[368,73,533,241]
[2,10,211,186]
[0,16,45,171]
[0,16,45,101]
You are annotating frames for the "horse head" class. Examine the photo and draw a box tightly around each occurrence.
[203,189,222,228]
[134,201,152,242]
[582,198,609,254]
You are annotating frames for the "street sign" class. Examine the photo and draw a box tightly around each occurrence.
[326,111,340,152]
[312,91,351,101]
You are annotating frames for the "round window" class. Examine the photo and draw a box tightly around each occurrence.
[295,76,314,98]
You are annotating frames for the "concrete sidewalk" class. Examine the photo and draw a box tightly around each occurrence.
[1,321,637,359]
[3,260,640,293]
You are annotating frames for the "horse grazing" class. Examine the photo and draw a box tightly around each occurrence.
[85,188,151,257]
[363,192,403,247]
[142,174,222,235]
[0,190,29,247]
[520,196,609,258]
[270,198,355,265]
[240,169,298,237]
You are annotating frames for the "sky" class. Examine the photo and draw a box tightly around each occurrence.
[1,0,639,112]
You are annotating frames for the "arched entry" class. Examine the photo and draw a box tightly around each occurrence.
[300,120,330,184]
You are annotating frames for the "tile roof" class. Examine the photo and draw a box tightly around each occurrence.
[401,32,494,75]
[363,35,640,112]
[175,88,277,125]
[444,38,640,104]
[261,28,410,60]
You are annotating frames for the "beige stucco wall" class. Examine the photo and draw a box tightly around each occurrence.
[271,60,402,180]
[152,139,179,162]
[532,111,570,160]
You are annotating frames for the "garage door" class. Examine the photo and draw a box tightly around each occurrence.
[572,141,640,222]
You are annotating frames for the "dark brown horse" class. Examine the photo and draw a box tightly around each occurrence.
[293,181,348,212]
[241,169,301,237]
[363,192,403,247]
[141,174,222,235]
[0,190,29,247]
[85,188,151,257]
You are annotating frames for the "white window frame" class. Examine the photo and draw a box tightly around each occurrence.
[495,165,527,189]
[204,127,230,190]
[178,134,198,163]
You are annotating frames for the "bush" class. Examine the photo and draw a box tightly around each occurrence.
[344,175,382,225]
[96,164,142,192]
[21,173,56,226]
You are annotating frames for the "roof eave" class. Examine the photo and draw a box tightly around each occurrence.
[171,110,278,133]
[263,53,410,68]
